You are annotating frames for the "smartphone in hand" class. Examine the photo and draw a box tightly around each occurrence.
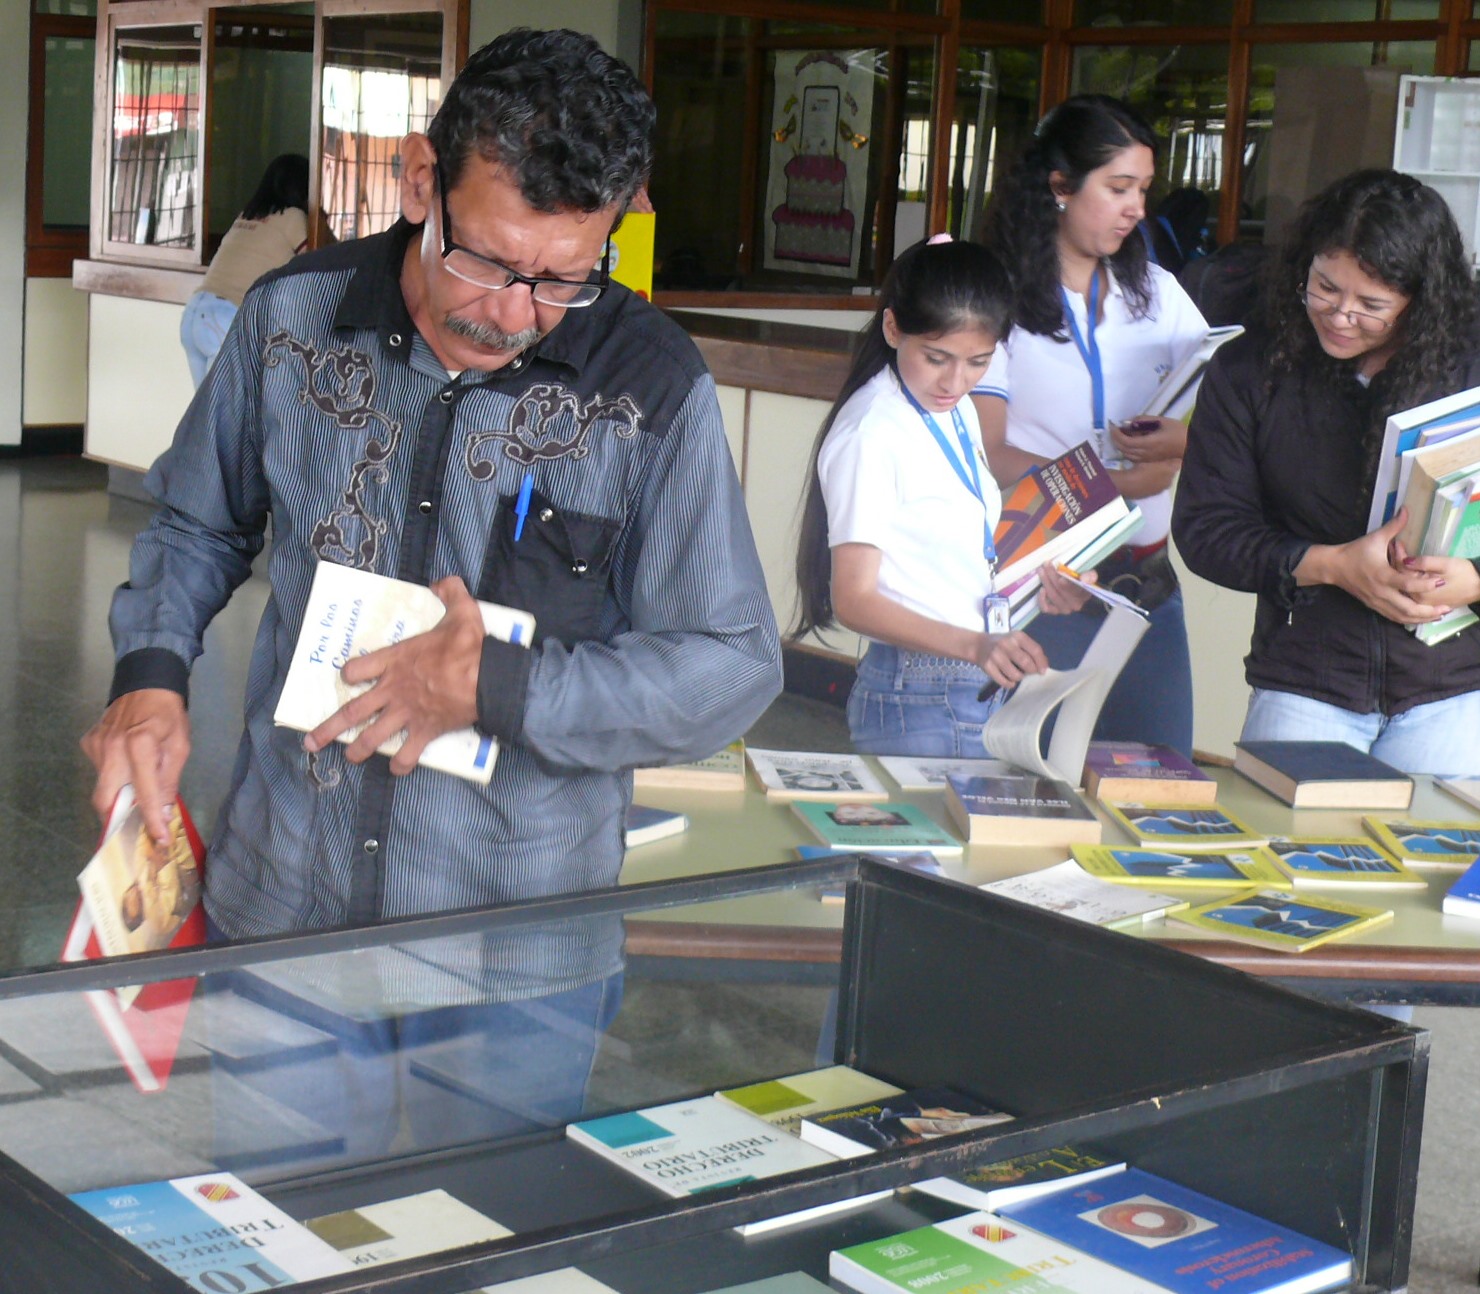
[1117,417,1161,436]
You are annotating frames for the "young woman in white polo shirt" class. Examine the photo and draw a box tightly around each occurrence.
[973,95,1210,757]
[793,237,1086,757]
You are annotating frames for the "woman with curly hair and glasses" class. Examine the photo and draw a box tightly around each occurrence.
[1173,169,1480,774]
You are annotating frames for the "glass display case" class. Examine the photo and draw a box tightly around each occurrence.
[0,856,1424,1291]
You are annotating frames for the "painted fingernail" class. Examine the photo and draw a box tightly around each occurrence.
[1435,579,1446,589]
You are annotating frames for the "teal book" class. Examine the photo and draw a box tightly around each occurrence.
[790,801,963,857]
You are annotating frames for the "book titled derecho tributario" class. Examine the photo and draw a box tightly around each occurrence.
[275,561,535,784]
[70,1172,354,1287]
[566,1095,835,1197]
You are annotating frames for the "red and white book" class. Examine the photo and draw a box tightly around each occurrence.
[61,785,207,1094]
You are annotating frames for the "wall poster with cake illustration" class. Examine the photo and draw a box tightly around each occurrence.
[765,50,875,278]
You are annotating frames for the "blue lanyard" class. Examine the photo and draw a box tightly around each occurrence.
[899,381,998,569]
[1062,273,1105,431]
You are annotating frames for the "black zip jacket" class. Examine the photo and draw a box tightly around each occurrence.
[1172,329,1480,716]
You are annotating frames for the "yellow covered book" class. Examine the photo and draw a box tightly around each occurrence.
[1171,889,1392,952]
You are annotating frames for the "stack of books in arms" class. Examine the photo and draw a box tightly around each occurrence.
[1368,384,1480,645]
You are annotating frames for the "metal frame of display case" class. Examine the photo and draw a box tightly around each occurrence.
[0,855,1426,1292]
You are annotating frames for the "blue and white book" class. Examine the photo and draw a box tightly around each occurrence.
[274,560,535,784]
[997,1167,1353,1294]
[1442,857,1480,920]
[71,1172,353,1289]
[623,804,689,848]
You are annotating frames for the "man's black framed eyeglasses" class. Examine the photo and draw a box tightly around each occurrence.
[434,160,608,308]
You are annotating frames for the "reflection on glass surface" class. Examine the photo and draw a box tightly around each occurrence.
[109,24,201,248]
[1242,42,1435,240]
[34,0,96,14]
[0,894,832,1203]
[952,46,1041,240]
[42,34,95,230]
[208,7,314,248]
[1072,42,1228,236]
[320,13,443,242]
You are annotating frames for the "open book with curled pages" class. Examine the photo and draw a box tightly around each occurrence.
[981,599,1148,785]
[62,785,207,1093]
[275,561,534,784]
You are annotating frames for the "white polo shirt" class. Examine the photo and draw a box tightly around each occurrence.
[974,263,1208,543]
[819,366,1001,633]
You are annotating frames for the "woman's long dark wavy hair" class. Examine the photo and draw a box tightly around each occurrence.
[240,154,309,220]
[791,239,1014,640]
[1264,168,1475,458]
[980,94,1158,339]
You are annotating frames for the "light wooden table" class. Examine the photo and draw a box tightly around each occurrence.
[618,766,1480,1002]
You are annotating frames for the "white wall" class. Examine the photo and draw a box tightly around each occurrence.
[0,0,28,447]
[85,295,193,469]
[1172,548,1257,761]
[23,279,88,427]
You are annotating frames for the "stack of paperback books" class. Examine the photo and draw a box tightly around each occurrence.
[1368,384,1480,645]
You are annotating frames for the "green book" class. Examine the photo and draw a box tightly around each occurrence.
[830,1210,1168,1293]
[790,801,963,857]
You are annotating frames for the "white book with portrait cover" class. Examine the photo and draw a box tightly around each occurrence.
[745,748,890,801]
[274,561,535,784]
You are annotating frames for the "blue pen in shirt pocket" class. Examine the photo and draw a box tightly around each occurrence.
[513,471,535,541]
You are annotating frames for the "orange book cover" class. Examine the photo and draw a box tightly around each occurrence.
[993,442,1124,586]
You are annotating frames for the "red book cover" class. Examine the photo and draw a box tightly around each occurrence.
[61,789,207,1094]
[993,442,1125,587]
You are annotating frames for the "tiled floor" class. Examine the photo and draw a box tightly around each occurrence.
[1,455,1476,1290]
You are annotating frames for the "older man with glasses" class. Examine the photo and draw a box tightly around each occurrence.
[84,27,783,943]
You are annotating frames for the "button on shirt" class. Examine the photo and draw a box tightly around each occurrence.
[819,367,1002,632]
[973,264,1208,544]
[109,220,782,939]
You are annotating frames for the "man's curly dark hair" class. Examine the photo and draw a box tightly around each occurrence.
[427,28,654,215]
[1263,168,1477,471]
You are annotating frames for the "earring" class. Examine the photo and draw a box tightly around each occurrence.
[1055,199,1067,212]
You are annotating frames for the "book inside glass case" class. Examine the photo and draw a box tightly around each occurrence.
[0,857,1424,1292]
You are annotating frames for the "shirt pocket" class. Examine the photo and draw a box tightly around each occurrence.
[477,485,621,646]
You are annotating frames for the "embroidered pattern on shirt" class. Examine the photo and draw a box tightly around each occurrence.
[465,382,642,477]
[263,330,404,568]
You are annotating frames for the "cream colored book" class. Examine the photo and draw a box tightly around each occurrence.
[715,1065,905,1135]
[633,739,747,791]
[274,561,535,784]
[306,1188,511,1266]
